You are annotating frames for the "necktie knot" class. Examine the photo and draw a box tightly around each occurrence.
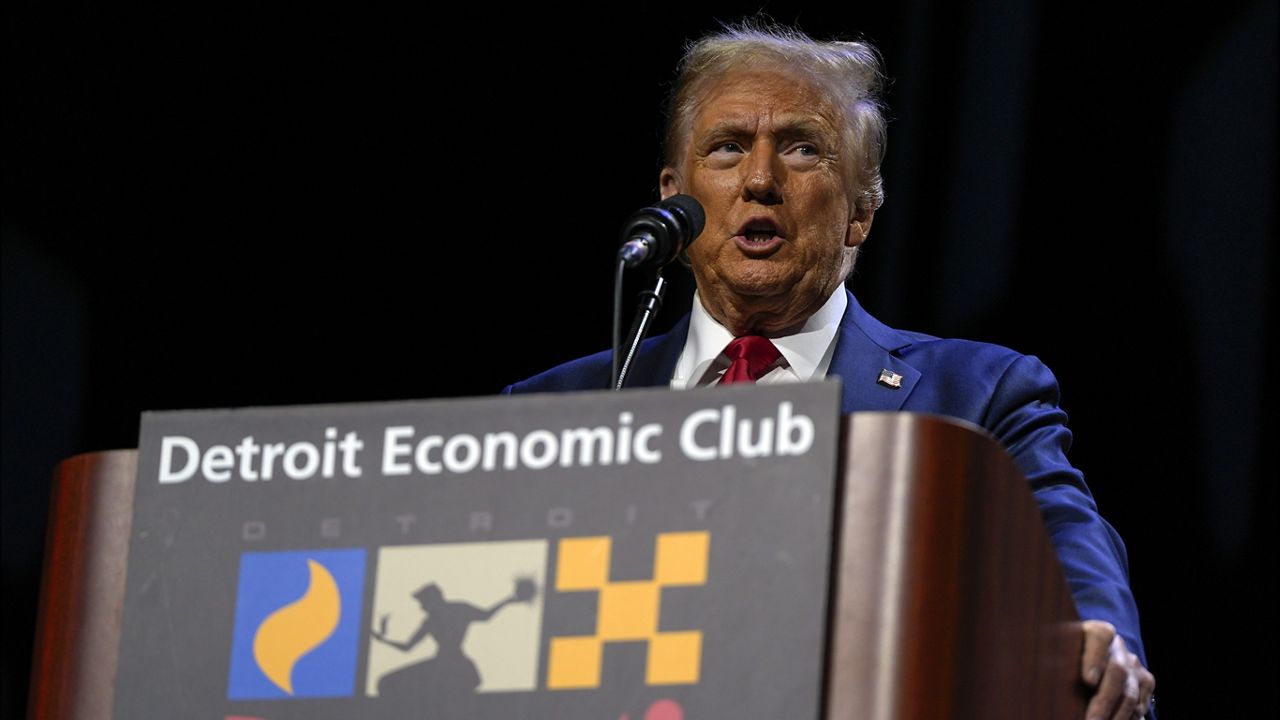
[719,335,782,385]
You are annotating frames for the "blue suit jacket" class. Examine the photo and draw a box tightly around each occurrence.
[504,289,1148,665]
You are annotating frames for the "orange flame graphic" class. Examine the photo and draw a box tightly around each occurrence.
[252,559,341,694]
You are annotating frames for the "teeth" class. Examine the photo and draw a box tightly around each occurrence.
[745,231,774,241]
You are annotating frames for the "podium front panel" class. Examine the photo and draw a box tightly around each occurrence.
[111,383,842,719]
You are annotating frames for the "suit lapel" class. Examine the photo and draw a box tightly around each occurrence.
[620,313,691,389]
[617,293,920,410]
[830,290,921,413]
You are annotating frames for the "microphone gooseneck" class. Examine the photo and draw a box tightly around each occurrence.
[611,195,704,389]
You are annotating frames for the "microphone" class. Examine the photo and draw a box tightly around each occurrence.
[617,194,705,269]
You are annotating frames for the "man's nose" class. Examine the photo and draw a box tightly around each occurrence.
[740,144,782,204]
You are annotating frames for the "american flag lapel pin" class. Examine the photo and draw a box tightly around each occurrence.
[877,368,903,389]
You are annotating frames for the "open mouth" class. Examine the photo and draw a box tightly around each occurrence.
[738,218,782,241]
[735,217,785,253]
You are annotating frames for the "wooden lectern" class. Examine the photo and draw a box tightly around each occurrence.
[28,413,1086,719]
[825,414,1083,719]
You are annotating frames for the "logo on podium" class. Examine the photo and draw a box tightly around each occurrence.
[547,531,709,689]
[226,549,366,699]
[365,539,548,697]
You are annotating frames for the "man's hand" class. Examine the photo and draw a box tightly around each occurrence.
[1080,620,1155,719]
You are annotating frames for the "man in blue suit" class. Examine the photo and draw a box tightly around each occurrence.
[506,22,1154,718]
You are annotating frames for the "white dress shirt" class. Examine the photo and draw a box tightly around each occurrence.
[670,288,847,389]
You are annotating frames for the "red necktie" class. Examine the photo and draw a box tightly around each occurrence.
[719,336,782,385]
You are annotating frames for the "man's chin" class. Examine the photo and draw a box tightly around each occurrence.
[721,270,801,299]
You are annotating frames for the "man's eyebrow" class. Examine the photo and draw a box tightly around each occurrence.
[696,116,838,141]
[696,118,754,139]
[772,116,839,139]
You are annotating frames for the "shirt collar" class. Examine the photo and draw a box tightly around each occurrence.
[671,286,847,388]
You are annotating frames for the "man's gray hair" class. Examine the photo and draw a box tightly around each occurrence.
[663,21,889,213]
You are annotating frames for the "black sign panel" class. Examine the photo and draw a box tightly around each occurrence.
[113,382,841,719]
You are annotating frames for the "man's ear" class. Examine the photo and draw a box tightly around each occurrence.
[659,167,681,199]
[846,207,875,248]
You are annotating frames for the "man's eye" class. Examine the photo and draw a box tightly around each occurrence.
[711,142,744,153]
[793,143,819,156]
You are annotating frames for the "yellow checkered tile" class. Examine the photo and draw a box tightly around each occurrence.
[546,531,710,689]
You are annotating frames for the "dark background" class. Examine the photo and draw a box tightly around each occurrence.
[3,1,1274,717]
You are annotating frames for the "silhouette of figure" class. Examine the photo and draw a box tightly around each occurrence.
[372,577,537,701]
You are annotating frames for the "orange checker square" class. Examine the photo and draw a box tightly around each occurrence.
[546,636,602,689]
[646,631,703,685]
[653,531,709,585]
[556,536,612,590]
[596,581,659,640]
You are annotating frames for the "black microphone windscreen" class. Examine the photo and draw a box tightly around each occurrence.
[618,194,708,269]
[660,194,706,242]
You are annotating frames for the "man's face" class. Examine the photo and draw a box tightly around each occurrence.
[662,68,872,335]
